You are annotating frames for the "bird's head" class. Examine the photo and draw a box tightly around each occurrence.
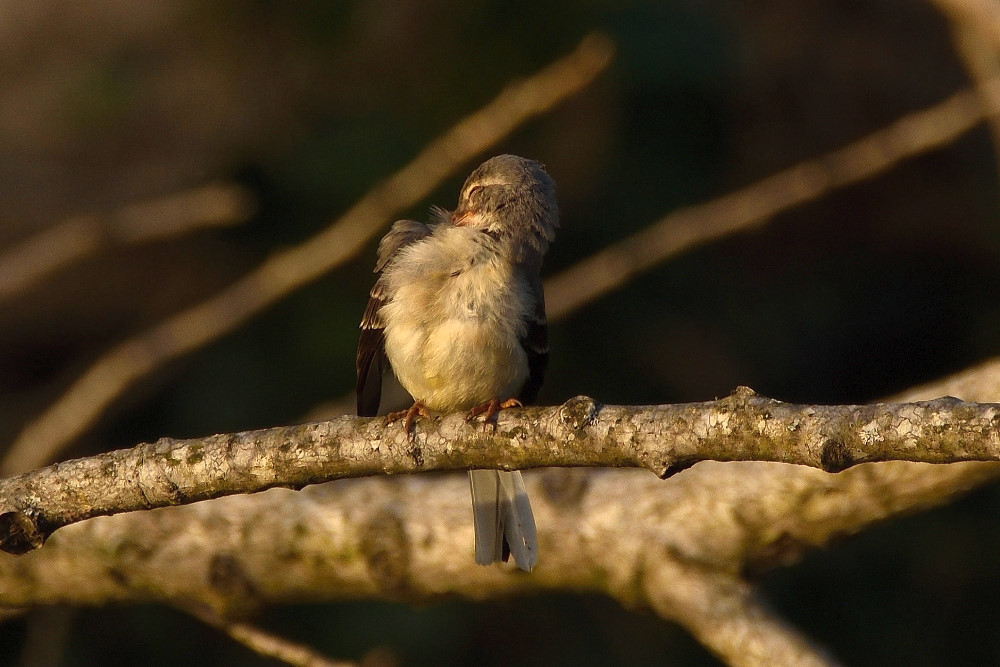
[452,155,559,262]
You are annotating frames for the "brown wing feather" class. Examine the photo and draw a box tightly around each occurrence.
[356,287,386,416]
[356,220,433,416]
[518,272,548,405]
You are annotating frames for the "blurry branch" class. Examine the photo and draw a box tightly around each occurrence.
[928,0,1000,48]
[930,0,1000,189]
[5,390,1000,555]
[545,81,997,319]
[0,182,256,302]
[642,567,837,667]
[890,356,1000,403]
[0,33,615,477]
[953,30,1000,154]
[0,607,26,623]
[2,471,854,667]
[192,608,354,667]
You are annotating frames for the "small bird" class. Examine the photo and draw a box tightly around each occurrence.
[356,154,558,571]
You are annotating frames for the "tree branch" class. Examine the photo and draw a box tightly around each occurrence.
[642,564,840,667]
[7,352,1000,664]
[931,0,1000,202]
[3,460,978,665]
[191,607,355,667]
[3,388,1000,555]
[0,182,255,303]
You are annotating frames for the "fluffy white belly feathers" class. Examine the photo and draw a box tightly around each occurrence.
[380,226,532,412]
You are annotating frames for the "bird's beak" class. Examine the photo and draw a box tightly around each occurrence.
[453,208,477,226]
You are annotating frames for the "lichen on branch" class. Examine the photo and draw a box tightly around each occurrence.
[2,387,999,556]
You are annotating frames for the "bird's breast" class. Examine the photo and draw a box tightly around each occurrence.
[380,236,532,411]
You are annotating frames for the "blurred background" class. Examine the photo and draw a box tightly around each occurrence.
[3,0,1000,664]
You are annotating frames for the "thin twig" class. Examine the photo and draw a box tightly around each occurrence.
[931,0,1000,199]
[0,182,255,302]
[192,607,354,667]
[0,33,615,476]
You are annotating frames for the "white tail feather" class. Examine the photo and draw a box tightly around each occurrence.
[469,470,537,571]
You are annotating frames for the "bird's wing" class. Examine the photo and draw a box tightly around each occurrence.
[356,219,432,416]
[517,270,549,405]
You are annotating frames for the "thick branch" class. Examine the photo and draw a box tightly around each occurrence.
[2,462,973,666]
[3,388,1000,555]
[5,362,1000,665]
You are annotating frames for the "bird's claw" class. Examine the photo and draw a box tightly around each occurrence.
[385,402,431,440]
[466,397,523,430]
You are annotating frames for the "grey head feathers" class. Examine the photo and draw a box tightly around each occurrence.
[452,154,559,264]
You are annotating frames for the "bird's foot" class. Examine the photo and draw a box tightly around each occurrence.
[466,397,523,430]
[385,402,432,439]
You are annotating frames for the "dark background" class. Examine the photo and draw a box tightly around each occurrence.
[2,1,1000,664]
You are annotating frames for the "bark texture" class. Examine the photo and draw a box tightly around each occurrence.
[3,389,1000,555]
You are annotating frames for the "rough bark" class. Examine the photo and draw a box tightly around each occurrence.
[6,361,1000,665]
[5,459,994,664]
[3,388,1000,555]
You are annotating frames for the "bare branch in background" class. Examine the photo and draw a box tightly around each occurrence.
[192,607,355,667]
[0,182,256,303]
[0,33,615,476]
[6,470,856,666]
[931,0,1000,191]
[889,355,1000,402]
[545,81,997,318]
[643,568,839,667]
[928,0,1000,49]
[5,390,1000,555]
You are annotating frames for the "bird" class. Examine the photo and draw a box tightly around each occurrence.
[356,154,558,571]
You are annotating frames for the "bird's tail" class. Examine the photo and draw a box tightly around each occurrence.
[468,469,538,571]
